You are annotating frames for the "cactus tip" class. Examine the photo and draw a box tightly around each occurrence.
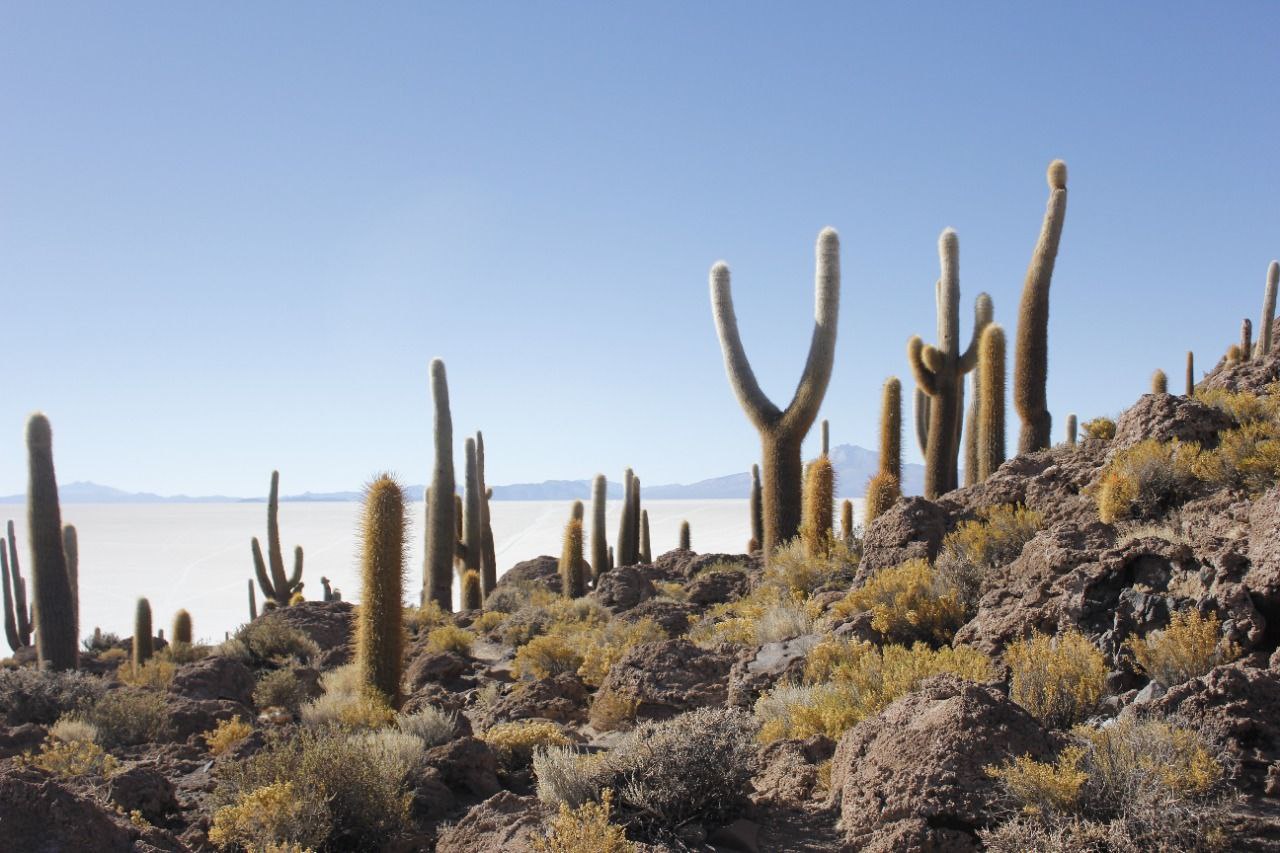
[26,412,51,447]
[1047,159,1067,190]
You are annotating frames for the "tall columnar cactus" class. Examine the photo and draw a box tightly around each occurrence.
[1014,160,1069,454]
[27,414,77,670]
[251,471,303,607]
[1,539,18,652]
[820,419,830,456]
[172,610,192,646]
[133,597,153,672]
[560,515,585,599]
[640,510,652,564]
[62,525,78,645]
[461,570,482,610]
[247,579,258,621]
[679,520,691,551]
[629,476,642,563]
[908,230,992,499]
[591,475,608,578]
[841,500,853,541]
[1151,370,1168,395]
[865,376,903,526]
[963,294,995,487]
[425,359,457,611]
[572,500,585,523]
[710,228,840,562]
[608,546,614,571]
[748,464,763,554]
[1185,352,1195,396]
[801,455,834,557]
[356,475,406,704]
[1066,414,1078,447]
[1240,319,1253,363]
[976,324,1007,482]
[476,432,497,595]
[461,437,482,581]
[616,468,635,567]
[1257,261,1279,358]
[7,523,30,649]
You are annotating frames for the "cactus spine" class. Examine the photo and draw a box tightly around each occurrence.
[27,414,77,670]
[679,520,691,551]
[425,359,457,611]
[462,437,482,582]
[1185,352,1195,396]
[801,455,834,557]
[976,324,1006,482]
[251,471,303,607]
[616,468,635,567]
[640,510,652,564]
[1066,413,1078,447]
[591,475,608,578]
[748,464,763,553]
[1151,370,1168,395]
[560,515,585,599]
[172,610,192,646]
[1014,160,1069,454]
[841,499,853,541]
[908,231,991,499]
[866,377,903,526]
[356,475,406,704]
[461,570,482,610]
[476,432,497,595]
[710,229,839,562]
[1258,261,1279,358]
[133,597,153,672]
[963,294,995,487]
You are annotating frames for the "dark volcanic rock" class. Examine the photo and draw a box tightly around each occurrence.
[269,600,354,652]
[422,736,501,798]
[686,568,750,607]
[496,556,562,595]
[404,650,472,692]
[728,635,818,709]
[652,549,752,579]
[435,791,549,853]
[859,496,949,574]
[617,598,699,636]
[1111,392,1233,452]
[108,762,179,822]
[828,675,1056,851]
[753,735,836,806]
[597,638,734,720]
[0,766,134,852]
[592,565,656,611]
[474,673,588,729]
[168,655,255,706]
[166,696,253,742]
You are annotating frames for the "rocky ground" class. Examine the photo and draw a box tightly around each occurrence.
[5,351,1280,852]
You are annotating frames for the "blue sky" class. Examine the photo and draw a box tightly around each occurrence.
[2,3,1278,496]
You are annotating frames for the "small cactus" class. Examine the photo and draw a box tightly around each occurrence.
[1240,319,1253,362]
[616,469,635,567]
[866,377,903,526]
[424,359,457,612]
[640,510,652,564]
[1186,351,1195,396]
[560,516,585,599]
[356,474,407,704]
[800,455,834,557]
[976,324,1006,482]
[1152,370,1168,395]
[1014,160,1069,454]
[27,414,77,670]
[591,474,608,578]
[247,579,258,621]
[710,228,840,562]
[679,520,691,551]
[863,472,901,528]
[172,610,192,646]
[1257,261,1279,358]
[748,464,763,554]
[841,499,853,541]
[461,570,482,610]
[133,598,153,671]
[1066,413,1078,447]
[820,419,830,456]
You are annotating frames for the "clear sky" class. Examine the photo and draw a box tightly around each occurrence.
[2,3,1278,497]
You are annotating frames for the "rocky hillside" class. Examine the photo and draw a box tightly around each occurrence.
[4,348,1280,852]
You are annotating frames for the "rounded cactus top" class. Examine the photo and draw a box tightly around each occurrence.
[816,226,840,248]
[1047,159,1068,190]
[26,412,52,449]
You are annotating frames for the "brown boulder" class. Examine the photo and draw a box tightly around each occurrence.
[166,696,253,742]
[422,736,501,798]
[0,723,46,759]
[593,565,656,611]
[1199,347,1280,394]
[1247,487,1280,626]
[752,735,835,806]
[828,676,1056,851]
[404,650,472,692]
[435,791,549,853]
[1111,392,1232,452]
[940,444,1106,529]
[107,762,179,823]
[496,556,562,595]
[727,635,818,709]
[0,766,134,852]
[597,639,734,721]
[652,549,753,580]
[269,600,354,652]
[474,673,587,729]
[686,568,750,607]
[859,496,948,574]
[617,599,698,636]
[168,655,255,706]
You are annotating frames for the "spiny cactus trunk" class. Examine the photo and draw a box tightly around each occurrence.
[879,378,902,482]
[462,437,482,581]
[27,415,77,670]
[914,388,930,457]
[248,579,257,621]
[801,455,834,558]
[628,476,642,563]
[172,610,192,646]
[1066,414,1078,447]
[425,359,457,612]
[976,325,1006,482]
[591,475,608,578]
[864,472,901,527]
[9,521,31,648]
[266,471,288,601]
[1185,352,1195,397]
[679,520,690,551]
[461,570,482,610]
[1240,319,1253,362]
[639,510,652,564]
[840,499,853,541]
[1015,160,1068,455]
[133,597,153,672]
[748,464,763,554]
[476,433,496,595]
[1152,370,1168,395]
[560,518,585,599]
[710,229,839,564]
[1,543,18,652]
[616,468,634,567]
[357,475,406,705]
[1257,262,1278,358]
[62,525,78,647]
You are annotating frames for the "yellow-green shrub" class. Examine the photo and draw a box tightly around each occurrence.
[204,717,254,756]
[830,560,965,645]
[576,618,666,687]
[937,504,1044,610]
[473,610,507,632]
[985,746,1089,814]
[117,658,176,690]
[18,737,118,779]
[1093,439,1200,523]
[1194,387,1276,425]
[1192,421,1280,495]
[532,789,636,853]
[209,780,325,851]
[588,687,638,732]
[1128,610,1240,688]
[482,720,570,768]
[1080,417,1116,441]
[425,625,475,655]
[755,641,992,742]
[514,634,585,680]
[1007,629,1107,729]
[86,690,172,748]
[763,538,856,596]
[689,586,818,648]
[299,665,395,730]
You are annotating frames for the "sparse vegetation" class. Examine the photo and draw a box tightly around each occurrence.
[205,716,254,755]
[253,668,309,712]
[0,667,104,725]
[86,689,172,748]
[513,634,584,680]
[1080,417,1116,441]
[936,504,1044,611]
[1094,439,1201,523]
[830,559,965,645]
[482,720,571,769]
[425,624,475,655]
[1007,629,1107,729]
[532,788,637,853]
[398,705,459,747]
[1128,610,1240,688]
[223,613,320,665]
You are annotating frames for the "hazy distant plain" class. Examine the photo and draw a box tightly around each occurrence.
[3,499,865,643]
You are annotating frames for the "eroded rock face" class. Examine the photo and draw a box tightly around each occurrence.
[593,565,656,611]
[107,762,179,823]
[404,650,472,692]
[597,639,734,721]
[727,635,817,709]
[474,673,588,729]
[859,497,947,574]
[686,568,750,607]
[1199,347,1280,394]
[166,696,253,742]
[940,444,1106,529]
[1137,662,1280,794]
[1247,487,1280,634]
[495,556,562,595]
[422,736,501,799]
[617,599,699,636]
[652,550,752,579]
[828,676,1056,851]
[168,655,255,706]
[0,766,134,852]
[268,600,354,652]
[1111,392,1233,452]
[752,735,835,807]
[435,791,549,853]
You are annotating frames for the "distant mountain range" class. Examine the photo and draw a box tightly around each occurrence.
[0,444,924,504]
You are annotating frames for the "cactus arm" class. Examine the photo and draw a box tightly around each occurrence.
[251,537,276,601]
[960,292,994,373]
[288,546,303,591]
[779,228,841,435]
[914,387,930,457]
[908,337,939,397]
[265,471,289,600]
[710,262,782,429]
[1,543,18,652]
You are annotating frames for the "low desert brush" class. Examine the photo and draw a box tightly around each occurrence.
[1080,417,1117,441]
[204,716,254,756]
[532,788,637,853]
[830,559,966,645]
[1094,439,1201,523]
[253,668,310,712]
[483,720,570,769]
[1007,629,1107,730]
[425,624,475,655]
[117,657,177,690]
[514,634,585,680]
[936,504,1044,612]
[397,705,459,747]
[1128,610,1240,688]
[1192,421,1280,495]
[86,689,172,748]
[18,736,118,779]
[208,780,326,852]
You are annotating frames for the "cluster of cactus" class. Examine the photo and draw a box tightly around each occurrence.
[2,521,32,653]
[459,434,497,597]
[1226,263,1279,365]
[865,378,903,525]
[614,468,645,566]
[250,471,305,609]
[710,228,840,563]
[26,414,79,670]
[319,575,342,602]
[356,475,407,703]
